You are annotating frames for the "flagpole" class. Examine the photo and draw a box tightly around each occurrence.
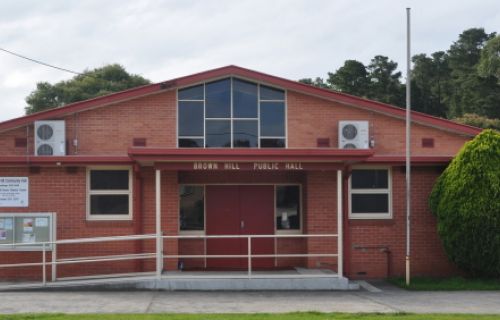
[405,7,412,286]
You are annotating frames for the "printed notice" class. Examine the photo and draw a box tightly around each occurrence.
[0,177,29,207]
[23,218,33,233]
[22,233,35,243]
[0,229,6,241]
[35,217,49,227]
[4,218,13,230]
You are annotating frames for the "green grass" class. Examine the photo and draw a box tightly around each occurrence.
[389,276,500,291]
[1,314,500,320]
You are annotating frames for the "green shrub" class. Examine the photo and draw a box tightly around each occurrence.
[429,129,500,277]
[453,113,500,131]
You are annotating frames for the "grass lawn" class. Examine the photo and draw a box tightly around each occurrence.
[389,277,500,291]
[1,314,500,320]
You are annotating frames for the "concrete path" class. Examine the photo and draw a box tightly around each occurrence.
[1,282,500,314]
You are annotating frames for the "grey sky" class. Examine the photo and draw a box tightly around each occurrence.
[1,0,499,122]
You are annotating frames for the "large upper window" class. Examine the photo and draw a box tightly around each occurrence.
[177,78,286,148]
[87,168,132,220]
[349,168,392,219]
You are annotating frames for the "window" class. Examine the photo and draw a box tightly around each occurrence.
[276,185,301,232]
[349,168,392,219]
[177,78,286,148]
[0,213,55,251]
[87,168,132,220]
[179,185,204,232]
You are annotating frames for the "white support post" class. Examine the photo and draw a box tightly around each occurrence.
[42,243,46,286]
[247,236,252,279]
[51,243,57,282]
[155,169,162,279]
[337,169,343,278]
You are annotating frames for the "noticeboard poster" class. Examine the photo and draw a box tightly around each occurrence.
[0,177,29,207]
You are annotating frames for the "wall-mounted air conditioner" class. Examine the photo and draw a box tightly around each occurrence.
[34,121,66,156]
[338,121,369,149]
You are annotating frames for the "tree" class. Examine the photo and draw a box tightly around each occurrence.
[478,35,500,82]
[25,64,151,114]
[411,52,451,117]
[298,77,329,88]
[445,28,499,118]
[365,55,404,106]
[429,129,500,277]
[326,60,369,97]
[453,113,500,131]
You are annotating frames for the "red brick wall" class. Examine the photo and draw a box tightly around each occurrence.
[287,91,470,155]
[0,89,470,156]
[305,171,338,271]
[347,166,458,279]
[0,167,143,280]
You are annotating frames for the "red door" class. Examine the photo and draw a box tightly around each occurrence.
[206,185,275,270]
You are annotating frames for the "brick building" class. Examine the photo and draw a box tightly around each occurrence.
[0,66,481,284]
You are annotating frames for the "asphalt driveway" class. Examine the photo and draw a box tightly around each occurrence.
[0,282,499,314]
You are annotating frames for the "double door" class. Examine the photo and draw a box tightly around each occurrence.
[206,185,275,269]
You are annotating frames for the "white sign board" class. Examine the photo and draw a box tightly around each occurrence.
[0,177,29,207]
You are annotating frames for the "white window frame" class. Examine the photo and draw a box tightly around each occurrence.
[348,166,392,220]
[275,184,303,235]
[178,184,206,235]
[0,212,56,251]
[177,77,287,149]
[86,166,133,221]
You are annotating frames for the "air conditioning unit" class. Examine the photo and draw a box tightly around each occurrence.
[34,121,66,156]
[338,121,369,149]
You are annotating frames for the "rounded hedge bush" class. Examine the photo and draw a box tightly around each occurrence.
[430,129,500,277]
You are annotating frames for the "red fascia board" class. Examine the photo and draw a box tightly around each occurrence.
[0,155,133,167]
[128,147,374,162]
[0,65,482,136]
[365,155,453,165]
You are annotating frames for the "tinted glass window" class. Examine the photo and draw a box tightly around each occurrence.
[205,120,231,148]
[178,85,204,100]
[90,170,129,190]
[276,186,300,230]
[206,78,231,118]
[90,195,129,215]
[260,138,285,148]
[233,79,257,118]
[351,194,389,213]
[233,120,258,148]
[180,186,204,231]
[179,138,204,148]
[352,170,388,189]
[260,85,284,100]
[178,101,204,136]
[260,102,285,137]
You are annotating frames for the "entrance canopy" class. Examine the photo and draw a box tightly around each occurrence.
[128,148,374,171]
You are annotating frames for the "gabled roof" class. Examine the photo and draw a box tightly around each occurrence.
[0,65,481,136]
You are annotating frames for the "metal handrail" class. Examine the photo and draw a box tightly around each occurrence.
[0,232,339,287]
[161,233,339,279]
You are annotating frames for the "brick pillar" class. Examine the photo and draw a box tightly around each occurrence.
[305,171,338,270]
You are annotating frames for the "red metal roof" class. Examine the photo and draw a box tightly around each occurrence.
[0,151,452,167]
[128,147,375,162]
[0,155,133,167]
[0,65,482,136]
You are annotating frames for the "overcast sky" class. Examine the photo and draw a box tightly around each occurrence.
[1,0,499,122]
